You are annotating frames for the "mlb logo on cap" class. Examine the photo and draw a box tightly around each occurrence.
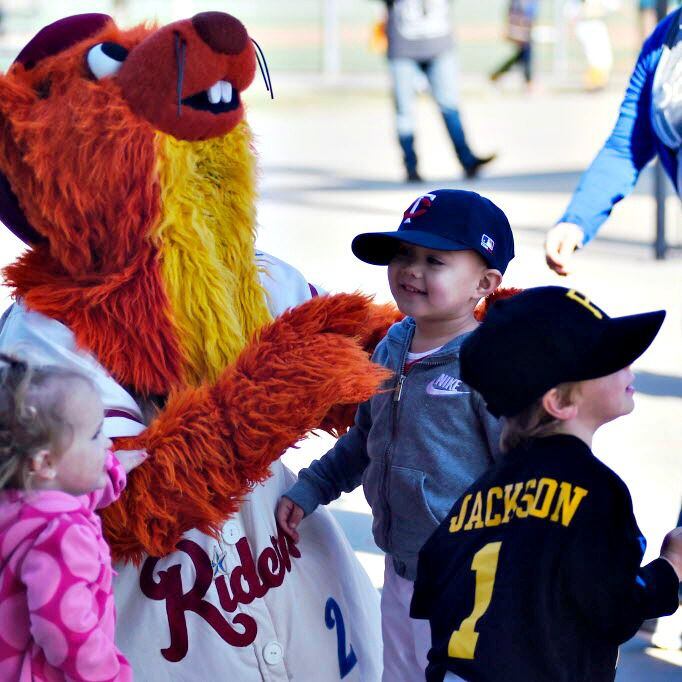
[351,189,515,274]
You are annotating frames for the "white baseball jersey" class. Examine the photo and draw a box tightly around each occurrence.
[0,252,382,681]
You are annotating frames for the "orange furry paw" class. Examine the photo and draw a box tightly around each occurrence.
[474,286,523,322]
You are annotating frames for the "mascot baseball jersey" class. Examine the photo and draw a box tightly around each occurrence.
[411,434,679,682]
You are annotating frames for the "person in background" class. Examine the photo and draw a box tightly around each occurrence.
[545,6,681,276]
[378,0,496,182]
[572,0,618,91]
[639,0,661,39]
[490,0,541,90]
[637,1,681,41]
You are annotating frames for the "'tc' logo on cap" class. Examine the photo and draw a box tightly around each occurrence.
[403,193,437,224]
[566,289,603,319]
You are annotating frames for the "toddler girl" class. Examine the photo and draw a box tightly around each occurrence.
[0,353,144,681]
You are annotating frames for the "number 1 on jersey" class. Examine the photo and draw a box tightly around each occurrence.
[448,541,502,660]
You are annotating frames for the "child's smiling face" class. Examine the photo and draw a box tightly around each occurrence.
[574,366,637,428]
[387,242,489,325]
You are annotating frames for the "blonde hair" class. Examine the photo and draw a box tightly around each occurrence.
[500,382,581,453]
[0,353,95,489]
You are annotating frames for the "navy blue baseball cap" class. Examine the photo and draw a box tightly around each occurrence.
[351,189,515,274]
[460,286,666,418]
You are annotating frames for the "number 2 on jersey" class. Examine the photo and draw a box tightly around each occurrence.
[325,597,358,678]
[448,541,502,660]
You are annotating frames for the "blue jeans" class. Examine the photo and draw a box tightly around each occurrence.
[388,49,476,172]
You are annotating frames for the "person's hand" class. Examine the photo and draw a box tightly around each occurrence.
[276,496,304,543]
[660,527,682,580]
[115,449,148,474]
[544,222,585,276]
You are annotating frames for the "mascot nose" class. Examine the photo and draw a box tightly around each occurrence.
[191,12,248,55]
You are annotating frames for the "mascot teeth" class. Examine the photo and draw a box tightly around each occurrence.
[208,80,233,104]
[207,82,221,104]
[220,81,233,103]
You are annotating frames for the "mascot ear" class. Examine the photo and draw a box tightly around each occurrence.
[0,170,44,246]
[0,14,114,248]
[14,13,112,70]
[0,74,43,245]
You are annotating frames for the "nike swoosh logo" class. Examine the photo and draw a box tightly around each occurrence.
[426,379,470,396]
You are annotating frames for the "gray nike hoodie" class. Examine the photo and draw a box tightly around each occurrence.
[284,317,503,581]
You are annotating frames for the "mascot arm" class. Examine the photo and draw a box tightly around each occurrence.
[317,299,402,437]
[256,252,403,437]
[102,292,391,563]
[318,287,521,437]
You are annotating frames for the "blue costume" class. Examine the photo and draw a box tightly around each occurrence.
[559,8,681,244]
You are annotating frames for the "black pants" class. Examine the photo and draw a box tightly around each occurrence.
[491,42,533,83]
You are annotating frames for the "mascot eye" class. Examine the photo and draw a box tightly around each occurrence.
[86,42,129,79]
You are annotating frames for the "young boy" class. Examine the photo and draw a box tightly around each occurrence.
[411,286,682,682]
[276,189,515,681]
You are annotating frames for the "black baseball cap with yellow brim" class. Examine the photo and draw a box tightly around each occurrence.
[460,286,666,418]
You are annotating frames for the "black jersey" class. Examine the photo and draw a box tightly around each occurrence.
[411,434,679,682]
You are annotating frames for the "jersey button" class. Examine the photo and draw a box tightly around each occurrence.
[223,520,243,544]
[263,641,283,665]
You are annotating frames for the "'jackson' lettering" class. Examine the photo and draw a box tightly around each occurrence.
[450,478,588,533]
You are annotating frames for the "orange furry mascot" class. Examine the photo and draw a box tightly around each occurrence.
[0,12,400,681]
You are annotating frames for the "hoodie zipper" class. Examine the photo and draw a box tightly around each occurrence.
[393,355,453,404]
[381,330,412,552]
[382,343,458,556]
[393,374,406,402]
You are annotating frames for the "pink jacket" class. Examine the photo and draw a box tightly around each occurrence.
[0,453,132,681]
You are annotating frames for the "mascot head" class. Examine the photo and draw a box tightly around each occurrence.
[0,13,272,395]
